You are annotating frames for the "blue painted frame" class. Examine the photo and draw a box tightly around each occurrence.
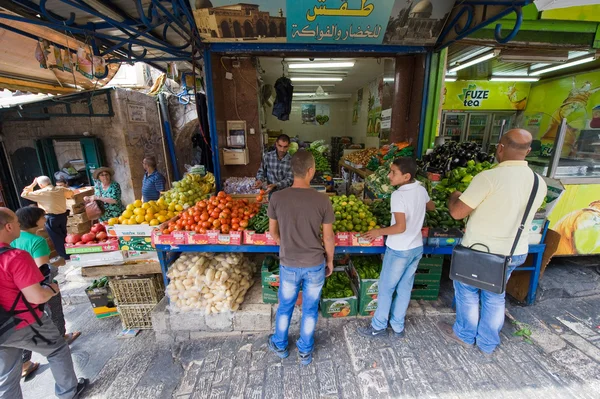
[203,48,222,191]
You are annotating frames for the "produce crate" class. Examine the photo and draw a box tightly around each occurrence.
[85,282,118,319]
[109,274,165,305]
[358,296,378,316]
[351,233,384,247]
[414,255,444,283]
[119,236,155,252]
[334,232,352,246]
[67,221,92,235]
[427,228,463,247]
[261,255,280,286]
[411,283,440,301]
[151,230,187,246]
[65,240,120,254]
[320,269,358,318]
[107,224,159,237]
[118,304,156,329]
[262,285,302,305]
[244,230,277,245]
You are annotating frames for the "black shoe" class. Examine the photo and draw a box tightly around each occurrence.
[357,325,387,338]
[392,329,405,338]
[74,378,88,398]
[298,351,313,366]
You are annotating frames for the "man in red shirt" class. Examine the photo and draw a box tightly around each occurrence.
[0,208,87,399]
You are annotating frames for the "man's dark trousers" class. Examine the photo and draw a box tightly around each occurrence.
[45,212,69,260]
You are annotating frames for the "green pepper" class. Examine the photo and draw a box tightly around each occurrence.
[461,175,473,183]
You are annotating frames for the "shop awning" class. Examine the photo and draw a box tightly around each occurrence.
[534,0,600,10]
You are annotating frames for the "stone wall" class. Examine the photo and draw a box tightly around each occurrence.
[1,88,169,205]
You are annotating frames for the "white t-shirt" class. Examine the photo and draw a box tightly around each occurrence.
[386,182,430,251]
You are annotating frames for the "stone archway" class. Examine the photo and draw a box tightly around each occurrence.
[279,22,285,37]
[233,20,242,37]
[243,20,254,37]
[220,20,232,38]
[269,21,277,37]
[256,19,267,37]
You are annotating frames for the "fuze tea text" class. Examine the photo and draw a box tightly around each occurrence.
[462,89,489,107]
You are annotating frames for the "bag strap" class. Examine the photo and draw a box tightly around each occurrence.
[507,172,540,259]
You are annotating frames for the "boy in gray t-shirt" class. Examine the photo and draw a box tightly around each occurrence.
[266,150,335,366]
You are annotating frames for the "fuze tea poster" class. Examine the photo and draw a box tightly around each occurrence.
[443,81,531,111]
[548,185,600,256]
[521,70,600,157]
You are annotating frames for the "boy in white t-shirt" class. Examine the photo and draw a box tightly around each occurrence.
[358,157,435,338]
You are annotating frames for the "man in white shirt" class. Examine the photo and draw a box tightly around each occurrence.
[439,129,547,355]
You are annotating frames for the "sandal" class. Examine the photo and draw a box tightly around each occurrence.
[21,362,39,379]
[64,331,82,345]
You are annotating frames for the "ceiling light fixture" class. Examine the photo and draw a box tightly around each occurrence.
[490,76,540,82]
[293,92,330,96]
[289,61,355,69]
[449,47,491,66]
[448,52,497,74]
[529,56,596,75]
[445,77,457,82]
[497,50,569,63]
[290,77,343,82]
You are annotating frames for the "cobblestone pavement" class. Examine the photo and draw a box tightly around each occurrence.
[21,260,600,399]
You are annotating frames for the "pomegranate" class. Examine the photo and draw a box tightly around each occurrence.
[90,223,106,234]
[81,233,96,243]
[96,231,108,241]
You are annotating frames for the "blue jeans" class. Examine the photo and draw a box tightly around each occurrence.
[371,247,423,333]
[272,263,325,354]
[453,254,527,354]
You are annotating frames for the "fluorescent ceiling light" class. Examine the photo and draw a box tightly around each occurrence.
[490,76,539,82]
[383,78,394,83]
[449,47,491,66]
[289,62,355,69]
[445,77,457,82]
[498,50,568,63]
[291,77,343,82]
[529,56,595,75]
[293,92,329,96]
[293,84,336,87]
[448,52,497,74]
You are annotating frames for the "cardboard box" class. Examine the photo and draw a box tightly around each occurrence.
[70,187,94,203]
[207,230,242,245]
[358,296,378,316]
[67,221,92,235]
[119,236,155,252]
[68,212,89,225]
[85,286,119,319]
[427,228,463,247]
[65,239,120,254]
[351,233,384,247]
[151,230,186,246]
[334,232,352,246]
[126,251,159,261]
[244,230,277,245]
[107,224,158,237]
[261,255,280,286]
[186,232,210,245]
[71,250,128,267]
[222,148,249,165]
[67,201,86,215]
[320,269,358,318]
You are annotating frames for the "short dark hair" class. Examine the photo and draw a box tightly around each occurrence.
[143,156,157,168]
[291,150,315,177]
[392,157,418,181]
[276,134,291,144]
[56,178,68,184]
[16,206,46,229]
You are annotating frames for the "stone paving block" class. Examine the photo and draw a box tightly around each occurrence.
[170,310,208,331]
[176,331,191,342]
[205,312,234,331]
[234,303,271,331]
[244,282,263,304]
[190,331,243,340]
[155,331,175,345]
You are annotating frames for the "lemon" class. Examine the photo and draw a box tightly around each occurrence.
[141,221,149,225]
[133,208,145,216]
[135,214,145,224]
[166,212,175,219]
[126,204,135,212]
[159,210,168,216]
[145,214,154,222]
[142,202,150,210]
[122,210,133,219]
[175,204,183,211]
[149,219,160,226]
[122,219,129,225]
[149,201,157,207]
[108,218,118,226]
[168,204,176,212]
[157,215,167,223]
[118,215,125,223]
[134,199,143,208]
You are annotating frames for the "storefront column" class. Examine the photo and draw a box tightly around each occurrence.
[422,49,447,154]
[390,54,426,146]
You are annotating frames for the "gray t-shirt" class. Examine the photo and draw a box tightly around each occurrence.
[268,188,335,268]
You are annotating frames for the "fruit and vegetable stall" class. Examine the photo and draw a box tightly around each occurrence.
[72,139,551,333]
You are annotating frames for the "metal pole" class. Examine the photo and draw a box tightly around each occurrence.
[547,118,567,179]
[158,93,181,181]
[417,52,432,156]
[203,47,222,191]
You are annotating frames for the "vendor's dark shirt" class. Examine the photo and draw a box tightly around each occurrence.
[268,188,334,267]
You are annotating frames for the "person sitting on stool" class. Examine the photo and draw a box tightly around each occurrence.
[20,176,73,260]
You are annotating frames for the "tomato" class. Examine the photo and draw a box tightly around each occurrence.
[219,212,228,220]
[231,223,240,231]
[207,217,215,224]
[199,227,207,234]
[202,221,211,228]
[231,218,240,225]
[213,220,221,228]
[217,203,226,210]
[217,191,226,198]
[256,195,264,202]
[162,229,169,234]
[200,213,209,221]
[198,201,207,208]
[211,199,219,207]
[211,211,220,219]
[239,220,249,228]
[195,225,202,233]
[221,225,230,234]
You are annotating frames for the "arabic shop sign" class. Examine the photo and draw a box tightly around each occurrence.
[443,81,531,111]
[289,0,392,44]
[193,1,454,45]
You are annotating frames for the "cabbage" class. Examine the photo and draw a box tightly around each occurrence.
[289,142,299,155]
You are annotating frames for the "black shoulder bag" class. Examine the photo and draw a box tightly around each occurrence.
[449,173,540,294]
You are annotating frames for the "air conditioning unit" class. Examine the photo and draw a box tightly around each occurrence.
[498,50,569,63]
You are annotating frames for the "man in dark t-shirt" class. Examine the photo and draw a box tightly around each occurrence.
[266,150,335,366]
